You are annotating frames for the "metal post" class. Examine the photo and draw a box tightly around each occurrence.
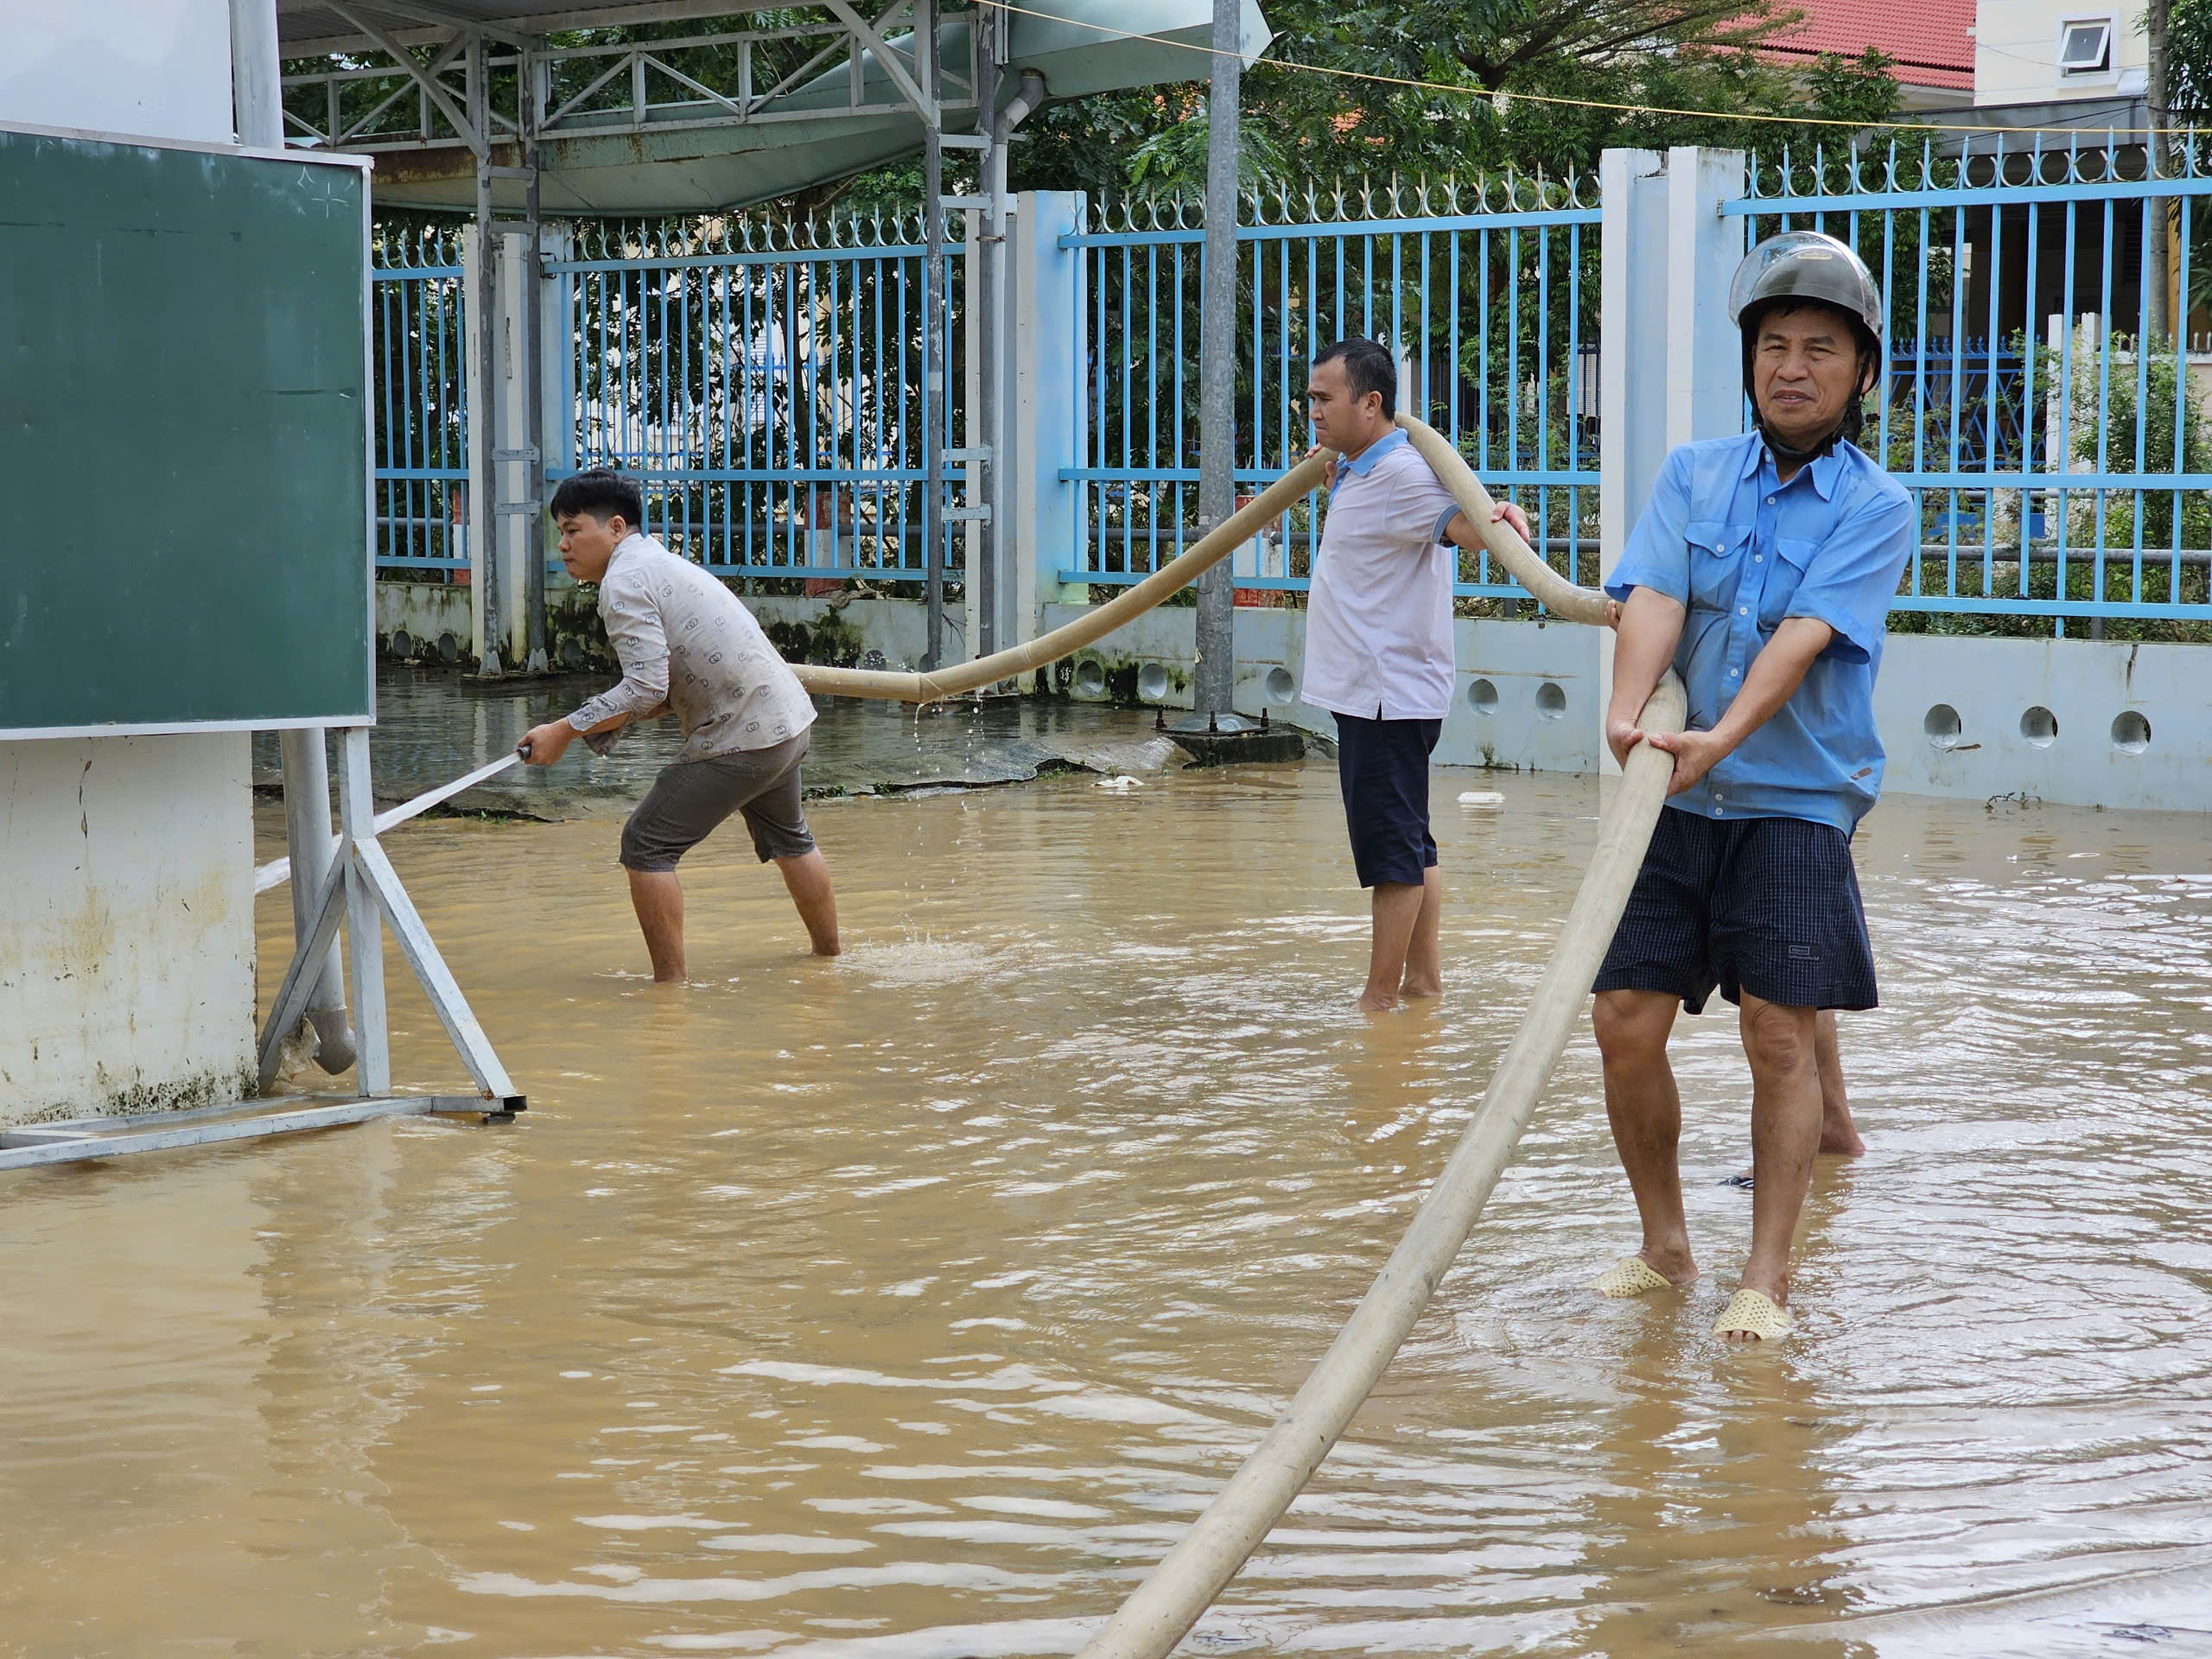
[921,0,946,671]
[973,10,1001,665]
[523,41,549,671]
[469,31,504,674]
[233,0,357,1075]
[1190,0,1241,724]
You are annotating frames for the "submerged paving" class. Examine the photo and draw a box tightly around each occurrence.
[256,666,1187,817]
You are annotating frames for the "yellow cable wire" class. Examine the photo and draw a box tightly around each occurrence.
[974,0,2209,144]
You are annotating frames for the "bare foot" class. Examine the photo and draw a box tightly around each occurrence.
[1821,1122,1866,1157]
[1357,988,1399,1014]
[1398,977,1442,1000]
[1638,1245,1699,1287]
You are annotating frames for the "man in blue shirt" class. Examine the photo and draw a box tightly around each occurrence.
[1590,232,1914,1342]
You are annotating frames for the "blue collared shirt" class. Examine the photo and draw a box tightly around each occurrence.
[1606,432,1915,834]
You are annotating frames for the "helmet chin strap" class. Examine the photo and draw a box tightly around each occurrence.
[1754,412,1844,465]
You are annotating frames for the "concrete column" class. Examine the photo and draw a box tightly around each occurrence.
[1663,146,1749,454]
[1596,145,1745,769]
[1010,190,1087,647]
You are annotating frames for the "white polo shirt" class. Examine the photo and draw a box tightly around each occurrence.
[1300,429,1461,721]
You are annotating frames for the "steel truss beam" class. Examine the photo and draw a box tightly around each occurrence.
[280,2,969,156]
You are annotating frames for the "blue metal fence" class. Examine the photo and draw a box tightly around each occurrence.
[1061,175,1603,601]
[372,226,467,572]
[1733,130,2212,625]
[369,132,2210,628]
[544,213,965,583]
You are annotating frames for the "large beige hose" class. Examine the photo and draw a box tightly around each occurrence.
[1071,419,1675,1659]
[1077,670,1684,1659]
[790,414,1596,702]
[791,454,1331,702]
[1393,413,1612,626]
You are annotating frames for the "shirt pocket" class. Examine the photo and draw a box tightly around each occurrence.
[1685,519,1745,613]
[1758,536,1819,631]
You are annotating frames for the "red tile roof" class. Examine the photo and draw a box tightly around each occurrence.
[1758,0,1975,91]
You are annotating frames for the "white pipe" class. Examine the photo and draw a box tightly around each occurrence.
[276,730,355,1073]
[1072,421,1676,1659]
[227,0,283,148]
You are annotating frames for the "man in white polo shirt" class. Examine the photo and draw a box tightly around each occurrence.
[1301,338,1529,1012]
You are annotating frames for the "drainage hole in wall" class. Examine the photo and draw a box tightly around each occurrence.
[1535,682,1567,720]
[2112,709,2151,754]
[1074,659,1105,696]
[1137,664,1170,702]
[387,629,413,658]
[1468,677,1499,715]
[1923,704,1962,749]
[2020,706,2058,747]
[1265,667,1294,704]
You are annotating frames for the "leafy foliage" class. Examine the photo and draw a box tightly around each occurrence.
[1017,2,1902,200]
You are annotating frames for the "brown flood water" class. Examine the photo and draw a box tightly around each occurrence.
[5,721,2212,1657]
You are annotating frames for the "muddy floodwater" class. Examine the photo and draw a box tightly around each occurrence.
[6,698,2212,1657]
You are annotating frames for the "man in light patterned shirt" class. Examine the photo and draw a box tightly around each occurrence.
[519,470,838,979]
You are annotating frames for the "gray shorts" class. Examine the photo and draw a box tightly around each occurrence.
[619,733,815,873]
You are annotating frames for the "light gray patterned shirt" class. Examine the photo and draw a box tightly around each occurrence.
[566,534,816,760]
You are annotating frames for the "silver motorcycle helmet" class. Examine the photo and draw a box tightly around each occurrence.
[1731,230,1884,458]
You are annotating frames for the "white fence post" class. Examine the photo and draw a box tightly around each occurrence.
[1599,147,1664,772]
[1597,146,1745,769]
[1012,190,1086,649]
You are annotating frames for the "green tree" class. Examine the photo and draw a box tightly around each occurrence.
[1016,1,1900,200]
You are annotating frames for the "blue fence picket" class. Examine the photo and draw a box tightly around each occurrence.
[1732,130,2212,625]
[370,227,467,573]
[1060,176,1604,603]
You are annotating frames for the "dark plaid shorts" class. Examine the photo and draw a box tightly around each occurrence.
[1592,806,1878,1014]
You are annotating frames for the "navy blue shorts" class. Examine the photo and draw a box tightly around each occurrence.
[1333,713,1441,888]
[1592,807,1878,1014]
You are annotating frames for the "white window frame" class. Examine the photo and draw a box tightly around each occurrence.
[2056,15,2116,78]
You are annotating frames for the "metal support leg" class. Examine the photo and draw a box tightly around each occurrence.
[338,728,391,1096]
[279,727,356,1071]
[353,836,523,1108]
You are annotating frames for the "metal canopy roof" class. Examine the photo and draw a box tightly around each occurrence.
[276,0,1271,216]
[276,1,805,59]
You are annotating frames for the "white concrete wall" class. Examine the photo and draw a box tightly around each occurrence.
[1877,634,2210,811]
[1044,601,1603,772]
[1976,1,2147,104]
[378,580,472,657]
[794,594,2212,811]
[0,737,255,1126]
[0,0,261,1128]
